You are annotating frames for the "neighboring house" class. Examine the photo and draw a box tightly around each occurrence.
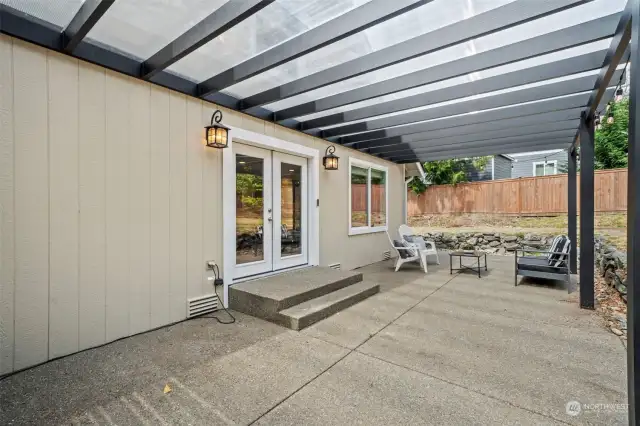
[464,155,514,182]
[509,150,568,178]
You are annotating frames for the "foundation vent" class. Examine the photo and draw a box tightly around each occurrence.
[382,250,391,260]
[328,263,341,270]
[187,294,219,318]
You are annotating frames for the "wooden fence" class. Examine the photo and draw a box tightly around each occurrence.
[352,184,385,212]
[408,168,628,216]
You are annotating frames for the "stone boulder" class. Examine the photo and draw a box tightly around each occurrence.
[505,243,520,251]
[503,235,517,243]
[467,237,478,246]
[524,233,541,241]
[489,240,501,247]
[484,235,499,242]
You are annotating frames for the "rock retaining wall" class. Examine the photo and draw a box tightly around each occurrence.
[421,231,554,255]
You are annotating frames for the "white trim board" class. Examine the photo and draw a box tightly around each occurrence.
[222,127,320,307]
[532,160,558,176]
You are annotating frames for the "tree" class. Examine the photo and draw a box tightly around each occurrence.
[595,97,628,170]
[408,156,491,194]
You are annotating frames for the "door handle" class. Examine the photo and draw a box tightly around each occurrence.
[267,217,273,222]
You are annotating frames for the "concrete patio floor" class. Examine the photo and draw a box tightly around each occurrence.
[0,254,627,425]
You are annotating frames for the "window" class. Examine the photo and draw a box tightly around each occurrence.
[349,158,388,235]
[533,160,557,176]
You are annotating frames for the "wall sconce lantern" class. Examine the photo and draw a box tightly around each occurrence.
[205,110,229,148]
[322,145,339,170]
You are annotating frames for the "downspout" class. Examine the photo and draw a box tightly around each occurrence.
[404,175,414,225]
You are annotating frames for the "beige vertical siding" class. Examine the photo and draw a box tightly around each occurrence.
[13,40,49,370]
[78,63,107,351]
[202,104,223,294]
[128,81,151,336]
[48,54,80,359]
[185,99,204,299]
[0,35,15,375]
[169,93,188,323]
[0,35,404,374]
[105,72,131,342]
[149,87,171,329]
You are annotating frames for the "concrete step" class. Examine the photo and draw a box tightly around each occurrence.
[275,281,380,331]
[229,267,363,321]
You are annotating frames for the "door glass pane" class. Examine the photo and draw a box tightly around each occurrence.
[371,169,386,227]
[281,163,302,257]
[351,166,369,227]
[236,154,264,265]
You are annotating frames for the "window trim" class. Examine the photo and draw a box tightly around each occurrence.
[348,157,389,236]
[532,160,558,176]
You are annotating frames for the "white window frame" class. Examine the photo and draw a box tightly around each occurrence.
[532,160,558,176]
[348,157,389,236]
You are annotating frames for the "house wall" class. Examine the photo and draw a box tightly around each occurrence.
[0,36,403,374]
[493,156,513,180]
[511,151,568,178]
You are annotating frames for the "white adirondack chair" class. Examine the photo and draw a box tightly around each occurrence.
[386,231,427,273]
[398,224,440,272]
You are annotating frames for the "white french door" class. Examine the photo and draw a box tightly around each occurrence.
[234,144,308,279]
[273,151,308,270]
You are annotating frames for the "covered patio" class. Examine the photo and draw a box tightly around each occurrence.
[1,0,640,422]
[0,255,626,425]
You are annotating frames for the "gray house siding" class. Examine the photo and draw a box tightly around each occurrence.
[493,155,512,180]
[462,155,512,182]
[511,151,568,178]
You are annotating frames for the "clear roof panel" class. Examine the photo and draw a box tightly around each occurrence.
[266,0,624,116]
[322,69,603,136]
[305,39,612,128]
[168,0,372,83]
[86,0,230,60]
[0,0,85,28]
[222,0,517,99]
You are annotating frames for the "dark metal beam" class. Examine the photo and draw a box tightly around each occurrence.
[338,88,614,145]
[568,145,578,275]
[238,0,591,111]
[385,137,572,159]
[389,139,572,162]
[380,131,576,158]
[574,5,631,147]
[63,0,114,53]
[353,110,583,150]
[366,121,580,155]
[628,1,640,422]
[274,13,620,122]
[322,71,621,139]
[197,0,434,97]
[579,112,595,309]
[300,49,607,131]
[586,3,632,120]
[0,4,276,119]
[142,0,274,80]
